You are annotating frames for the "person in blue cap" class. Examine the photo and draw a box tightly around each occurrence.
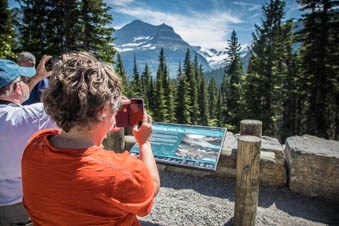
[0,57,57,225]
[17,52,50,105]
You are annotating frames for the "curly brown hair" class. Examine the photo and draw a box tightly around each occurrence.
[43,52,121,132]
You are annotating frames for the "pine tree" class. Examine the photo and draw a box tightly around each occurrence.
[131,54,142,97]
[207,76,218,125]
[184,49,198,124]
[157,48,175,122]
[45,0,80,55]
[280,21,300,141]
[297,0,339,139]
[198,65,209,125]
[216,89,223,127]
[148,76,155,117]
[219,69,228,127]
[18,0,49,57]
[141,63,152,109]
[194,53,204,123]
[18,0,115,61]
[115,53,129,96]
[175,63,191,124]
[80,0,115,62]
[0,0,17,59]
[153,49,167,122]
[224,30,244,131]
[166,79,177,123]
[243,0,293,136]
[194,54,202,88]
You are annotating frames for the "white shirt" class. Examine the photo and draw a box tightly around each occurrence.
[0,102,57,205]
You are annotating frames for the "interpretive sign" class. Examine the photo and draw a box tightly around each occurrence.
[130,122,227,171]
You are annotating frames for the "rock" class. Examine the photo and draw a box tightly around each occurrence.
[260,136,287,187]
[261,136,285,165]
[217,131,237,175]
[102,129,125,152]
[218,132,286,187]
[284,135,339,201]
[124,135,136,151]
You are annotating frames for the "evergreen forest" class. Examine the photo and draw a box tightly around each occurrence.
[1,0,338,142]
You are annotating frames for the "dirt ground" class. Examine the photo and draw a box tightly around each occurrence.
[139,170,339,226]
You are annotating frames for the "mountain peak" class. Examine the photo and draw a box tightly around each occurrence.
[120,19,153,31]
[130,19,144,24]
[113,20,217,77]
[115,20,190,48]
[157,22,172,28]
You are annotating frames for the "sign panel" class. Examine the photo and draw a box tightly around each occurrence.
[130,122,227,171]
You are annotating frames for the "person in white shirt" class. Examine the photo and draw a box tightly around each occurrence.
[17,51,49,105]
[0,57,57,225]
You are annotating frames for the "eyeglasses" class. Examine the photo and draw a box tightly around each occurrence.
[18,60,35,67]
[20,76,31,83]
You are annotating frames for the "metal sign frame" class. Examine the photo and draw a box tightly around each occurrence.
[130,122,227,171]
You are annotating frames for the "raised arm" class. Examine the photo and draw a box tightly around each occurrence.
[132,113,160,196]
[26,55,52,92]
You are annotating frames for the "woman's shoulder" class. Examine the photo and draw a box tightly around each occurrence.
[28,129,61,144]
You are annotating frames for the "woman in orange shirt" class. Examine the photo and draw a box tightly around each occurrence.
[21,52,160,225]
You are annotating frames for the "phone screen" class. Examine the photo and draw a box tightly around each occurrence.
[115,98,144,127]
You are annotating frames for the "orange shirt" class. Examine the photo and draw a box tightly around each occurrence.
[22,129,154,226]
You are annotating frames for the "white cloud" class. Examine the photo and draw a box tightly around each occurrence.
[286,1,302,15]
[114,6,242,50]
[233,1,261,10]
[107,0,134,7]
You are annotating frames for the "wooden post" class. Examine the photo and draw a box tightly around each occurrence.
[102,128,125,153]
[234,135,261,226]
[240,120,262,137]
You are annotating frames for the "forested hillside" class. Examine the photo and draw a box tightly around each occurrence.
[2,0,338,142]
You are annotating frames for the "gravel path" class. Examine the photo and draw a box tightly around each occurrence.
[139,170,339,226]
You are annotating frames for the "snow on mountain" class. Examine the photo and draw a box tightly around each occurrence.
[113,20,251,77]
[193,43,251,70]
[114,20,212,78]
[194,46,227,69]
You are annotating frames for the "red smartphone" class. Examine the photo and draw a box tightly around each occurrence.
[115,98,144,127]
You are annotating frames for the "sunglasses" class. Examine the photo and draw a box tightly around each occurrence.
[20,76,31,83]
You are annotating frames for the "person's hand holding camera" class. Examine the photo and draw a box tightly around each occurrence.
[36,55,53,79]
[24,55,52,93]
[132,112,153,146]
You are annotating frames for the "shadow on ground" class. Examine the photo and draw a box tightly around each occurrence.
[140,220,162,226]
[159,170,339,225]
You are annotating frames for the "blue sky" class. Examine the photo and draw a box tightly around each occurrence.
[9,0,302,50]
[107,0,302,50]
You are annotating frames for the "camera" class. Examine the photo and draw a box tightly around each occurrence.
[116,98,144,127]
[45,56,61,71]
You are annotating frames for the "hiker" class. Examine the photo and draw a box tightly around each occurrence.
[22,52,160,225]
[0,57,55,225]
[17,51,49,105]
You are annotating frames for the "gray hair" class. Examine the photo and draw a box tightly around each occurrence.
[18,52,36,65]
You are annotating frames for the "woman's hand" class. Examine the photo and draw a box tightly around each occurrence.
[132,112,152,145]
[111,96,130,132]
[133,112,160,196]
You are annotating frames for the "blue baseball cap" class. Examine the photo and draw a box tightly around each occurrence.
[0,59,36,89]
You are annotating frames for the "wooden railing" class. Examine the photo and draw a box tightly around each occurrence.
[234,120,262,226]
